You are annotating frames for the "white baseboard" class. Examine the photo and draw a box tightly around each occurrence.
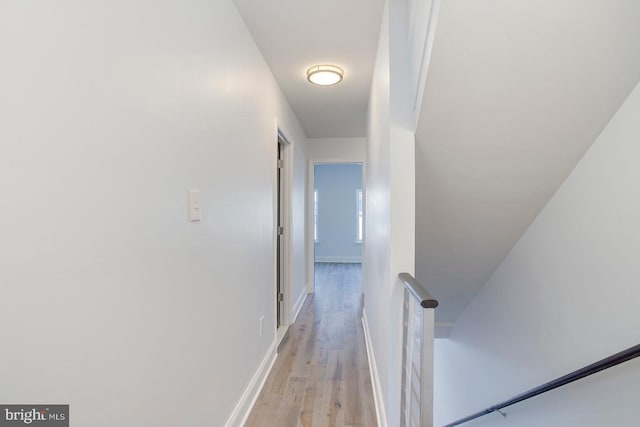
[362,308,388,427]
[314,256,362,263]
[292,287,308,323]
[224,340,277,427]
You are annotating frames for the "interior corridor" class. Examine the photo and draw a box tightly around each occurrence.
[245,263,377,427]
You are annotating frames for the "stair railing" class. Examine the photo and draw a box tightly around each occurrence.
[399,273,439,427]
[443,343,640,426]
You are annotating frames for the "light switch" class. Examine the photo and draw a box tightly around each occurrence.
[188,190,201,222]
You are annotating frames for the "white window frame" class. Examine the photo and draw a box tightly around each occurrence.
[356,189,363,243]
[314,189,319,242]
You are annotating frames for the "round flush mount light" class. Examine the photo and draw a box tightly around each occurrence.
[307,65,344,86]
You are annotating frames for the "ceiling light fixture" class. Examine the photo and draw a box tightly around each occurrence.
[307,65,344,86]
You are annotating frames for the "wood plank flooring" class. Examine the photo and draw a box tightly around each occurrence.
[245,263,377,427]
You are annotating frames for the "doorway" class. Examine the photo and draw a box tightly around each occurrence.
[311,162,364,292]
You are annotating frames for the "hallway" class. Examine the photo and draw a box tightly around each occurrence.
[245,263,377,427]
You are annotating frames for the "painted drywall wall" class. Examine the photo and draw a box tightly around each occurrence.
[363,0,418,424]
[414,0,640,333]
[434,80,640,426]
[290,135,309,321]
[0,1,306,426]
[308,137,366,161]
[364,2,393,423]
[314,164,363,263]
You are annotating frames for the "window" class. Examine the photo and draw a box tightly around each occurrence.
[356,189,363,242]
[314,189,319,242]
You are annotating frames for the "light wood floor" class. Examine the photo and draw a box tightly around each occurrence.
[245,263,377,427]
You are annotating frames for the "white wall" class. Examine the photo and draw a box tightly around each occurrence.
[434,80,640,426]
[363,2,393,423]
[0,1,306,426]
[307,137,366,161]
[290,134,309,320]
[314,164,363,263]
[363,0,418,425]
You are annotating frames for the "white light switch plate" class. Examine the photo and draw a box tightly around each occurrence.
[188,190,201,221]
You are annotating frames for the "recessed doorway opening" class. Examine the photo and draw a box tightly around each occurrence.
[310,162,364,293]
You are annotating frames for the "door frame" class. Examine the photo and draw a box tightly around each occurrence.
[307,158,366,294]
[275,128,294,335]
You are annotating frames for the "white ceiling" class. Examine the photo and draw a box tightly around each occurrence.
[232,0,385,138]
[415,0,640,331]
